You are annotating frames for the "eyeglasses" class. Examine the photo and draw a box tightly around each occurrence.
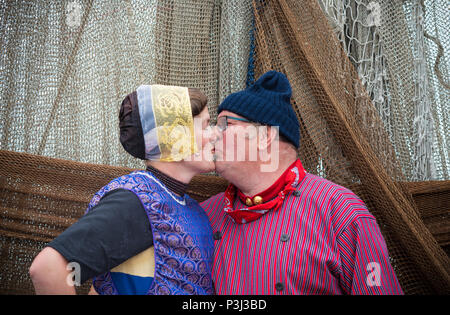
[216,116,253,132]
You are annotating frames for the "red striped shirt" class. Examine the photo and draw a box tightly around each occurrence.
[201,172,403,295]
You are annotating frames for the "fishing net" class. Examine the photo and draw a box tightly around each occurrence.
[0,0,448,294]
[321,0,449,182]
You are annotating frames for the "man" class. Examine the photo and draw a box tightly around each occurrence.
[202,70,403,294]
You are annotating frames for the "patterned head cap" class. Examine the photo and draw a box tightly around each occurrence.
[119,85,197,161]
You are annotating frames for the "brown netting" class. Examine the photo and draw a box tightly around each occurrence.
[0,0,449,295]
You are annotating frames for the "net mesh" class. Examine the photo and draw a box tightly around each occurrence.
[0,0,449,294]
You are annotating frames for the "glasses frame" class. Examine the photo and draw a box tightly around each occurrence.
[216,115,253,132]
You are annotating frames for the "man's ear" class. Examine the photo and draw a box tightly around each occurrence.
[257,126,278,151]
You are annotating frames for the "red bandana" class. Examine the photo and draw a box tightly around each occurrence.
[224,159,306,224]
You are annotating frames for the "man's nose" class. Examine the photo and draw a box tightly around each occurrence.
[208,125,222,144]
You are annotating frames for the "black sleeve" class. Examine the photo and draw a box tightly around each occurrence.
[47,188,153,284]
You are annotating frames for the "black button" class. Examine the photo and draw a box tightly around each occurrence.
[213,231,222,240]
[275,282,284,291]
[280,234,289,242]
[293,190,301,197]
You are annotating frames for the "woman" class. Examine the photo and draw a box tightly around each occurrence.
[29,84,215,295]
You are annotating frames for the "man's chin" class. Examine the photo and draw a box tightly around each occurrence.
[205,160,216,173]
[197,160,215,174]
[213,159,238,177]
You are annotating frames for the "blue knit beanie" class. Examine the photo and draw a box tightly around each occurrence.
[218,70,300,148]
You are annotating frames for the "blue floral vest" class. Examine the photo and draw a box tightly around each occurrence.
[86,170,214,295]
